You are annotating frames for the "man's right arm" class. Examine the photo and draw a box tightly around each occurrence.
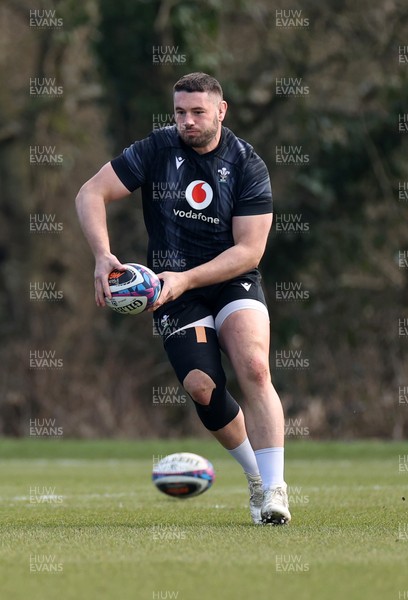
[75,162,132,306]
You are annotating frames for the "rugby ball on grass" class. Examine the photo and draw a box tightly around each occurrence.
[152,452,215,498]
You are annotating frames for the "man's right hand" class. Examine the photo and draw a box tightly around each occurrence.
[94,253,126,307]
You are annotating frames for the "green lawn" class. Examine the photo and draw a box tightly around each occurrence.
[0,439,407,600]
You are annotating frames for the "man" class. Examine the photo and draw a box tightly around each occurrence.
[75,72,291,525]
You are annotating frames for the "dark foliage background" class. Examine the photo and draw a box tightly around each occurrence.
[1,0,407,439]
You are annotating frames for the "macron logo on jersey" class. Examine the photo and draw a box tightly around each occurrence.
[175,156,185,170]
[241,282,252,291]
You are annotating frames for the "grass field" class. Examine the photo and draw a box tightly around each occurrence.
[1,439,407,600]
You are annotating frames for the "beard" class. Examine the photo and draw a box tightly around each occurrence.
[177,115,219,149]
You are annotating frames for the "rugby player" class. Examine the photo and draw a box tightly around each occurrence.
[75,72,291,525]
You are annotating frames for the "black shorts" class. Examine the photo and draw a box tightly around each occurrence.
[153,269,269,345]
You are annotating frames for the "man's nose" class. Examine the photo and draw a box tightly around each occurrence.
[184,113,195,127]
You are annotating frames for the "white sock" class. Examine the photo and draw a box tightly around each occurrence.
[254,447,285,489]
[228,438,260,476]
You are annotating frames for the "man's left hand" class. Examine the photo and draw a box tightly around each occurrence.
[149,271,190,311]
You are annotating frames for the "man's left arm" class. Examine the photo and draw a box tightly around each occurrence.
[151,213,272,310]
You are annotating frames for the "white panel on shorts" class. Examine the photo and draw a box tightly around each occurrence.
[214,299,269,332]
[165,315,215,340]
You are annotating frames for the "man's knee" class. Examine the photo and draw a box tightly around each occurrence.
[242,355,271,387]
[183,369,216,406]
[183,368,239,432]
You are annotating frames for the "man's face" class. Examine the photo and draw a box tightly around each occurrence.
[174,91,227,153]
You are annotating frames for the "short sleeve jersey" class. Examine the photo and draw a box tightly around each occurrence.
[111,125,272,272]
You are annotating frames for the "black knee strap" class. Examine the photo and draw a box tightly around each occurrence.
[164,327,240,431]
[194,387,239,431]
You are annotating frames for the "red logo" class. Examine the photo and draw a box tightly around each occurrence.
[185,180,213,210]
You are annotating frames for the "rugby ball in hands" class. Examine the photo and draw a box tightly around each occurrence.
[105,263,161,315]
[152,452,215,498]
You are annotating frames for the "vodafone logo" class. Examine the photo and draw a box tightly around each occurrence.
[173,179,218,225]
[185,180,213,210]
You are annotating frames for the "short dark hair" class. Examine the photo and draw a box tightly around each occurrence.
[173,72,223,98]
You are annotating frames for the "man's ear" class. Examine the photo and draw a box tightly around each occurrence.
[219,100,228,122]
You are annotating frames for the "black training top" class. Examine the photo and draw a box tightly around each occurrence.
[111,125,272,271]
